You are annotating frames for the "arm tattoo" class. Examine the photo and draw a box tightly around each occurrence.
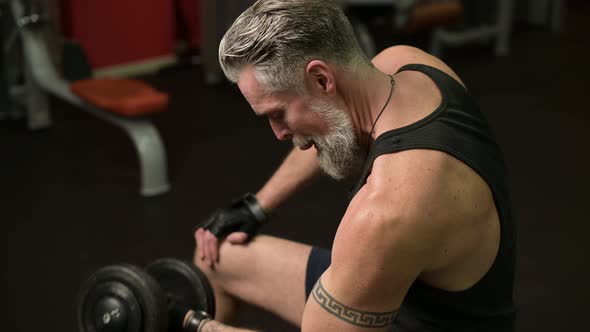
[311,278,398,328]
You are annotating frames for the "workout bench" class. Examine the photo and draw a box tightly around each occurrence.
[6,0,170,196]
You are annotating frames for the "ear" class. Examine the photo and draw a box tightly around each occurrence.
[305,60,337,96]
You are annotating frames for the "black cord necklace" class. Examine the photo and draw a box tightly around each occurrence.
[366,74,396,153]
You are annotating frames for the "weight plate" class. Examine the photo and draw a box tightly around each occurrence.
[146,258,216,319]
[77,264,167,332]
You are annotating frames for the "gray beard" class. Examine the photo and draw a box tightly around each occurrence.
[293,98,366,180]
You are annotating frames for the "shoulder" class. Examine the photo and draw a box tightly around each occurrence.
[371,45,465,86]
[326,149,496,309]
[355,149,455,226]
[365,149,492,232]
[336,149,490,269]
[333,150,454,274]
[327,157,446,308]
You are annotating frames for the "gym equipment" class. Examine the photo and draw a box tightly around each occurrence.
[1,0,20,120]
[2,0,170,196]
[0,5,12,119]
[78,258,216,332]
[430,0,515,57]
[61,39,93,81]
[517,0,563,32]
[397,0,463,34]
[350,16,377,58]
[343,0,514,58]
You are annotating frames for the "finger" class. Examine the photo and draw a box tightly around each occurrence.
[193,229,201,260]
[211,235,220,263]
[204,231,213,265]
[227,232,249,244]
[196,228,205,260]
[199,228,209,262]
[206,231,217,267]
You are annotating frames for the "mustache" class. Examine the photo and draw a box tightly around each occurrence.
[293,136,318,149]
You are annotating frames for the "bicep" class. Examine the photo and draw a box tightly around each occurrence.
[301,267,396,332]
[301,209,430,331]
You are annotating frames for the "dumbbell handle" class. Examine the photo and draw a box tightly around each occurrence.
[183,309,213,332]
[170,301,212,332]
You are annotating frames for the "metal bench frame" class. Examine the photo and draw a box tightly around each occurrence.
[430,0,515,57]
[6,0,170,196]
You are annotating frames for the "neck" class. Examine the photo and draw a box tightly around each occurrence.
[340,65,396,148]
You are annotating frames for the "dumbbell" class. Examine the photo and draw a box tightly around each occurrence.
[77,258,216,332]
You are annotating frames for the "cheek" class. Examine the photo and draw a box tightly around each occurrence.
[290,111,329,136]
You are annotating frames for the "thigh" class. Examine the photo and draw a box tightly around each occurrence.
[194,235,313,327]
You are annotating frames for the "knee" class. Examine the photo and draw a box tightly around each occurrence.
[193,236,267,288]
[192,238,242,286]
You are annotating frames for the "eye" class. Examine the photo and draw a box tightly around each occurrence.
[268,109,285,121]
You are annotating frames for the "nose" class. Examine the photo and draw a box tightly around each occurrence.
[269,120,293,141]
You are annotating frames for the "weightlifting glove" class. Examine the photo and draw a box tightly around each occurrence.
[199,193,268,240]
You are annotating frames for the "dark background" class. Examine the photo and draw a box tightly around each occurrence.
[1,1,589,331]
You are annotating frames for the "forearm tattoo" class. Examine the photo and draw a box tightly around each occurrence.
[311,278,398,328]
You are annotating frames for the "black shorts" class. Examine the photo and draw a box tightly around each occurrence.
[305,246,332,299]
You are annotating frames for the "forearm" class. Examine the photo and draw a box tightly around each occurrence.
[201,320,260,332]
[255,147,320,213]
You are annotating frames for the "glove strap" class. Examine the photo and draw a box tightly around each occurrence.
[242,193,268,224]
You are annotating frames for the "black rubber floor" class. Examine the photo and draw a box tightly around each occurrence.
[1,3,589,332]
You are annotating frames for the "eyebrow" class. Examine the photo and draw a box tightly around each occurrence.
[255,104,286,117]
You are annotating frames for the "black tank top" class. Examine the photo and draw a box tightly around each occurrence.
[350,64,516,331]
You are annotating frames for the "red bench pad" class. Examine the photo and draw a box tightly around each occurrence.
[70,79,169,117]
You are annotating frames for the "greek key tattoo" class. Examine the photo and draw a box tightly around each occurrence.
[311,278,398,328]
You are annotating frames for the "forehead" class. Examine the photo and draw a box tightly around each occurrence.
[237,67,295,115]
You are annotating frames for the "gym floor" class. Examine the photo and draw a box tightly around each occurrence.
[1,3,589,332]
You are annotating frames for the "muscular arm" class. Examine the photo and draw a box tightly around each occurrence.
[255,146,321,213]
[300,155,449,332]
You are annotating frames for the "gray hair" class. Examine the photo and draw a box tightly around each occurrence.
[219,0,370,94]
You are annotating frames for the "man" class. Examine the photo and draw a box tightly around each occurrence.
[192,1,516,331]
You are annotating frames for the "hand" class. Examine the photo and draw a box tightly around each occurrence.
[194,193,267,266]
